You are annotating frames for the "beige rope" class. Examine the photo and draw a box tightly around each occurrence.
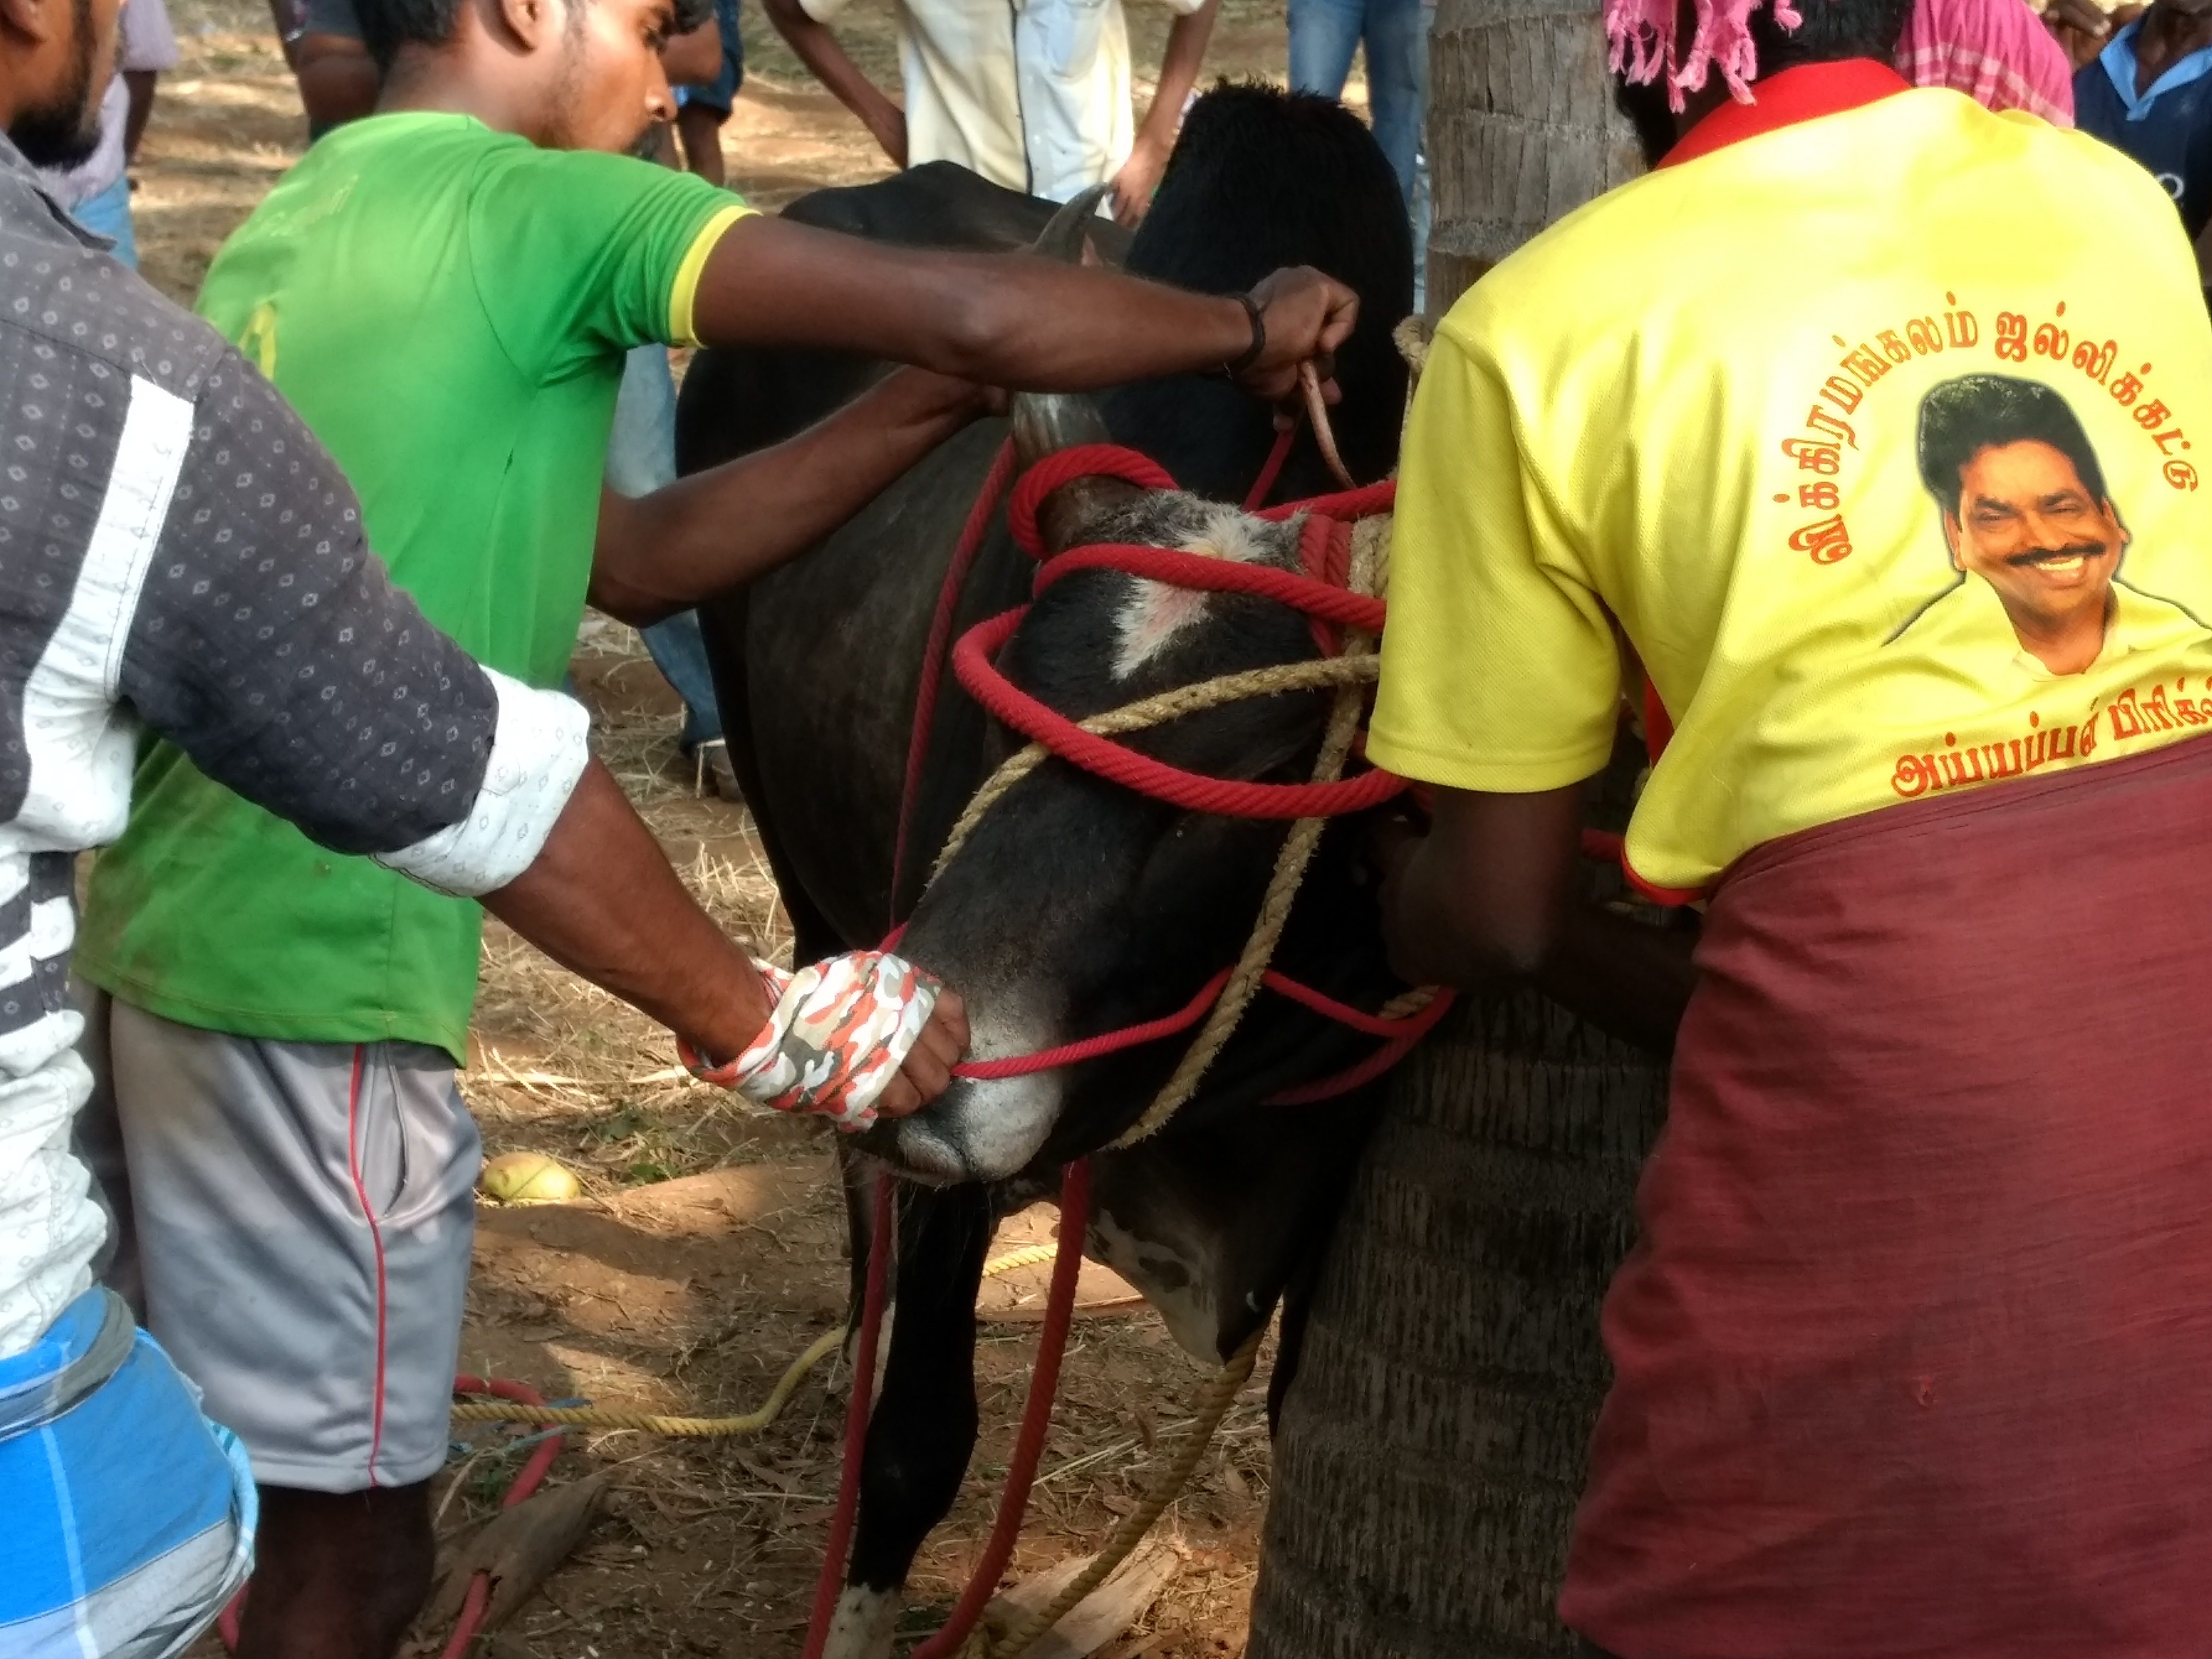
[1108,518,1383,1150]
[1299,361,1358,492]
[954,1326,1267,1659]
[448,1246,1061,1436]
[928,655,1382,883]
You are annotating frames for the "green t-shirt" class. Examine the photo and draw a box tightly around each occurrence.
[75,112,749,1060]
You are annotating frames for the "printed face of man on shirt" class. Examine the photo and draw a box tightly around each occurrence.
[1920,376,2129,678]
[1941,441,2126,675]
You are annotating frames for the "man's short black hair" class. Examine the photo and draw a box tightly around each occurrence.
[1749,0,1916,78]
[357,0,711,71]
[1916,373,2111,517]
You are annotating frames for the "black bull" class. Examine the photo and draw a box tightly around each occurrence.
[676,85,1413,1655]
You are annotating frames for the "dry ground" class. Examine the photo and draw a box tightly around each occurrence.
[132,0,1371,1653]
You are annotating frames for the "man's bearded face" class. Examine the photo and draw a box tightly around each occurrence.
[10,0,111,169]
[542,0,679,158]
[1944,439,2127,650]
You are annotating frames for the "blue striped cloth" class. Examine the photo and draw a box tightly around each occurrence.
[0,1289,257,1658]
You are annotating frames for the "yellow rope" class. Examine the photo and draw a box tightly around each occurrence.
[448,1244,1064,1435]
[449,1324,847,1436]
[982,1242,1059,1277]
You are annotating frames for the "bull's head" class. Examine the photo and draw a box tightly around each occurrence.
[866,412,1400,1185]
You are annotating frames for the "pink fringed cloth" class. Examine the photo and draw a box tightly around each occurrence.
[1607,0,1803,107]
[1563,731,2212,1656]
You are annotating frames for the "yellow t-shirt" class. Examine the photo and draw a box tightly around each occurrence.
[1370,66,2212,898]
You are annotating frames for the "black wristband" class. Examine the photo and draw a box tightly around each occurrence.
[1219,292,1266,381]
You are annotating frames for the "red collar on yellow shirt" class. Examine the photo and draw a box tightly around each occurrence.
[1659,58,1912,169]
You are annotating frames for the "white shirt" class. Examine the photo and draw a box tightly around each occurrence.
[800,0,1205,203]
[37,0,180,209]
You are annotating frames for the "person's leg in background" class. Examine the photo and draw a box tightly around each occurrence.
[1360,0,1425,210]
[97,991,481,1659]
[1287,0,1367,102]
[674,0,743,185]
[607,345,736,793]
[70,172,138,268]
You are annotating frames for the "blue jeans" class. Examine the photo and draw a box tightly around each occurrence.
[1289,0,1428,213]
[71,174,137,268]
[607,345,724,750]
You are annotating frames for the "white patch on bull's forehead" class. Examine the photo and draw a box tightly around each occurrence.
[1110,505,1282,682]
[823,1586,900,1659]
[1087,1202,1220,1363]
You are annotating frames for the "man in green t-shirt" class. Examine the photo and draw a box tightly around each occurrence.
[70,0,1354,1646]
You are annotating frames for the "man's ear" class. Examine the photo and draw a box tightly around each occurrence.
[0,0,65,47]
[1942,510,1966,572]
[490,0,553,51]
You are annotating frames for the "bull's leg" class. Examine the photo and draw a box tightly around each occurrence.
[825,1181,994,1659]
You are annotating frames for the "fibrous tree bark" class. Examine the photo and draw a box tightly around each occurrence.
[1244,992,1665,1659]
[1421,0,1648,311]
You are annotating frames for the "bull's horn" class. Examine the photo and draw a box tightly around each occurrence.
[1030,183,1112,262]
[1010,389,1112,467]
[1013,185,1140,552]
[1012,392,1142,554]
[1014,184,1117,467]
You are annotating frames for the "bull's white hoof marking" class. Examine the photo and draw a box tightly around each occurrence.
[823,1585,900,1659]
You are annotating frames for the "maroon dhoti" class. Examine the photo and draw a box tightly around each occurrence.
[1563,733,2212,1659]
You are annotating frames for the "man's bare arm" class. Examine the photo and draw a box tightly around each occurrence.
[690,218,1358,400]
[759,0,906,163]
[590,366,988,622]
[1110,0,1219,225]
[1378,783,1697,1055]
[483,760,969,1112]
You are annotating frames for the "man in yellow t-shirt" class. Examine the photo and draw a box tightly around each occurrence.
[1370,0,2212,1648]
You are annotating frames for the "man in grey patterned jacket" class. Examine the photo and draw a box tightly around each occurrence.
[0,0,965,1650]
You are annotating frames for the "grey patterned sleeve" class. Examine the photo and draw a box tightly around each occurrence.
[115,355,585,880]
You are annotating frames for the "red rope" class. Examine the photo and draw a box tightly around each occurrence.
[437,1378,567,1659]
[956,970,1231,1080]
[1264,990,1457,1105]
[891,438,1020,924]
[800,1176,899,1659]
[952,967,1447,1082]
[1029,542,1386,633]
[952,608,1407,819]
[1241,425,1295,512]
[908,1160,1092,1659]
[1005,445,1177,559]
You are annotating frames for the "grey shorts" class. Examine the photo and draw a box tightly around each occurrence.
[74,985,480,1492]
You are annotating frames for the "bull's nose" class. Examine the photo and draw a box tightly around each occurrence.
[887,1115,971,1185]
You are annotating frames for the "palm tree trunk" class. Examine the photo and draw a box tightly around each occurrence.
[1422,0,1648,312]
[1244,991,1666,1659]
